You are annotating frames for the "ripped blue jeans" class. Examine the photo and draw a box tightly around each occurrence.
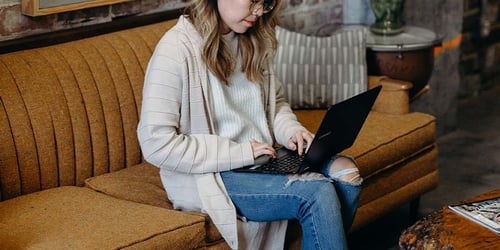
[220,155,362,250]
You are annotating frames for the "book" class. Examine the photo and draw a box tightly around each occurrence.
[448,196,500,233]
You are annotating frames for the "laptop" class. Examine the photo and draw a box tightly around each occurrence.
[235,85,382,174]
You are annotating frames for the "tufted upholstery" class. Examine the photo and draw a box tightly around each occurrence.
[0,19,176,200]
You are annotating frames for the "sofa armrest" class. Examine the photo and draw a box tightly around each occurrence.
[368,76,413,115]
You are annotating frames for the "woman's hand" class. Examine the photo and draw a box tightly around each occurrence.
[288,130,315,156]
[250,139,276,159]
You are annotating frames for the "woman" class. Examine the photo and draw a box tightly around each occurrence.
[137,0,362,249]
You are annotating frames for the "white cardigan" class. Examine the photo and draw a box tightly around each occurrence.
[137,15,306,249]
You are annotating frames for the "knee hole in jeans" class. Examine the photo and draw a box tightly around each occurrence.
[329,156,362,184]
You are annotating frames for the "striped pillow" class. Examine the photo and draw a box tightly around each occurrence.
[274,26,368,109]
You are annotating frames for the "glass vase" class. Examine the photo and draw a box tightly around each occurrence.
[370,0,404,35]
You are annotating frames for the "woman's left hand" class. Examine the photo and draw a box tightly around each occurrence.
[288,130,315,156]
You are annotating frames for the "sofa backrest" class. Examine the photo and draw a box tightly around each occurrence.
[0,19,178,201]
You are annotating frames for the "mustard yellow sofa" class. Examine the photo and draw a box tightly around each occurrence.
[0,18,438,249]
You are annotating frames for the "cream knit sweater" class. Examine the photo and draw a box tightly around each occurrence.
[137,15,306,249]
[208,31,273,146]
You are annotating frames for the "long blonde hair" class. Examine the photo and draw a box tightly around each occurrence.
[186,0,281,84]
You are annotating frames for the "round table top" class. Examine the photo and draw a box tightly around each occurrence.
[366,26,442,52]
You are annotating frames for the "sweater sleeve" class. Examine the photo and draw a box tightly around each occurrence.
[137,26,254,174]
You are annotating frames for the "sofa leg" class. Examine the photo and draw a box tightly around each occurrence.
[409,197,420,223]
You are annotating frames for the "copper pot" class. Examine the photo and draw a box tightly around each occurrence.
[367,47,434,98]
[366,26,441,99]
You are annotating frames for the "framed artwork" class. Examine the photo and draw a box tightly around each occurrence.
[22,0,133,16]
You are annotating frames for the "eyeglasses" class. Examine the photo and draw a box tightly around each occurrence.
[250,0,275,14]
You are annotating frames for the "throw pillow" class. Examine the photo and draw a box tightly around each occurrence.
[274,26,368,109]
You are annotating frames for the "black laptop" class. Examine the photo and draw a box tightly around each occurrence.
[235,85,382,174]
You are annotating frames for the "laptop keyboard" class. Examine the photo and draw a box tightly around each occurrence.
[259,153,307,174]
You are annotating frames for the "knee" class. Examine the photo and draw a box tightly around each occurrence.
[332,157,357,169]
[329,156,362,184]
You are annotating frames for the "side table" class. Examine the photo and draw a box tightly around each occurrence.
[366,26,442,100]
[399,189,500,250]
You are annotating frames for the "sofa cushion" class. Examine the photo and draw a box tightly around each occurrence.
[85,163,224,245]
[85,162,173,209]
[0,186,206,249]
[296,109,438,230]
[294,110,436,177]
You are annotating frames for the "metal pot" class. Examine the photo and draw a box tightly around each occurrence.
[366,26,442,99]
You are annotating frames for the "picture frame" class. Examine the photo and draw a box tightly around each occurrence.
[22,0,133,16]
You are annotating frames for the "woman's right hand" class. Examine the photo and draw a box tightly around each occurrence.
[250,139,276,159]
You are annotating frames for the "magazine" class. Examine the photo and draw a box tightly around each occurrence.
[448,196,500,233]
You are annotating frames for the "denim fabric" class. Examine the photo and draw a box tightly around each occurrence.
[221,155,362,250]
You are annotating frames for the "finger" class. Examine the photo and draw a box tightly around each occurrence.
[296,133,305,156]
[288,135,297,150]
[288,139,297,151]
[255,149,276,158]
[254,143,276,157]
[251,139,266,158]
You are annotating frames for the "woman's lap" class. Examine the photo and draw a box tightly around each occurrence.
[221,156,362,249]
[220,155,362,225]
[220,170,338,222]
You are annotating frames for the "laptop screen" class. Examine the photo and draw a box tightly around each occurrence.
[304,86,381,167]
